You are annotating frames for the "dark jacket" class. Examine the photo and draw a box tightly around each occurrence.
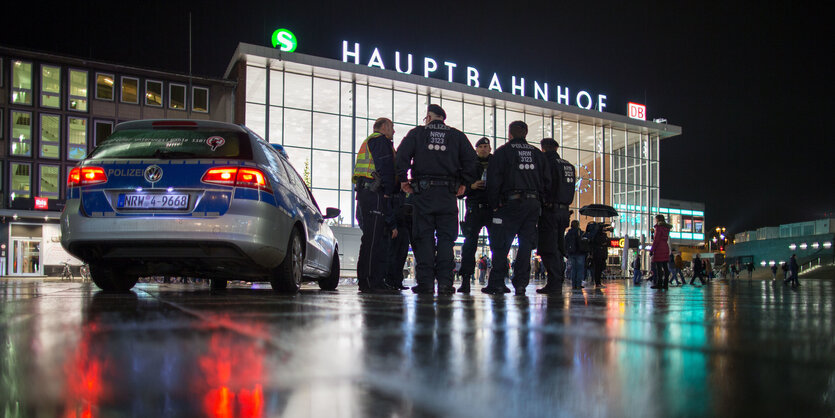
[464,154,491,205]
[486,137,551,210]
[564,226,583,256]
[395,120,478,187]
[789,256,799,274]
[366,133,398,195]
[542,150,576,206]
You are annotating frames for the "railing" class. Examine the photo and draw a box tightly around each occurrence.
[800,255,835,275]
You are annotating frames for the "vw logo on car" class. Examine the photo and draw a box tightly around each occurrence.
[144,165,163,183]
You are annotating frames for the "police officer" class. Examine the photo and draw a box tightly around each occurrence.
[353,117,400,294]
[483,121,551,295]
[396,104,478,295]
[456,137,493,293]
[384,191,413,290]
[535,137,576,294]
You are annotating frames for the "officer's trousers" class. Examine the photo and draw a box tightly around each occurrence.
[385,212,412,287]
[412,186,459,290]
[488,199,541,289]
[459,205,492,278]
[356,188,387,291]
[537,207,570,285]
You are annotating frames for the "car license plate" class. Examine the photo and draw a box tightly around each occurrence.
[118,193,189,209]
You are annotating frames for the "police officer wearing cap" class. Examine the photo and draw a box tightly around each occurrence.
[456,136,493,293]
[483,121,551,295]
[535,137,576,294]
[396,104,478,295]
[353,117,400,294]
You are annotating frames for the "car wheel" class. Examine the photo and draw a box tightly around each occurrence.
[210,278,228,290]
[318,251,340,291]
[270,228,303,294]
[89,263,138,292]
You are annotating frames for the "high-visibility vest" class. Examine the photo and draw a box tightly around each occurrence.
[354,132,398,184]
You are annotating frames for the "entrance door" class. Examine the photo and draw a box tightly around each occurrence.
[11,239,41,275]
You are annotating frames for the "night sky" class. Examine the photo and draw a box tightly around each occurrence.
[6,1,830,235]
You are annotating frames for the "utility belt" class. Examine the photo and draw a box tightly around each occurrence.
[543,202,569,209]
[356,176,382,192]
[504,191,539,202]
[466,201,490,210]
[412,176,456,194]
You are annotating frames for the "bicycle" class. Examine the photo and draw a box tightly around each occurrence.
[60,261,73,281]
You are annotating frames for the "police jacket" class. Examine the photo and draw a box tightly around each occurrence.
[486,137,551,210]
[363,133,398,195]
[542,150,576,207]
[463,155,491,205]
[395,120,478,187]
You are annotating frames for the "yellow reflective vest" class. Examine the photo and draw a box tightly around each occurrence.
[352,132,384,184]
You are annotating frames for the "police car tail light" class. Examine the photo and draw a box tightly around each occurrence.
[202,167,238,187]
[236,168,271,192]
[67,167,108,188]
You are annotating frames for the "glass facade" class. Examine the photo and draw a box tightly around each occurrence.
[244,61,663,233]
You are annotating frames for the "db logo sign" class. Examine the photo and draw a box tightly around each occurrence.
[628,102,646,121]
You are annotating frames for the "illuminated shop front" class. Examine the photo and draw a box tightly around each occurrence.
[227,41,681,234]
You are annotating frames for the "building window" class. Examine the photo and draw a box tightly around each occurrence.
[94,120,113,147]
[170,83,186,109]
[192,86,209,113]
[39,165,60,199]
[40,114,61,159]
[10,111,33,156]
[11,60,33,105]
[68,69,88,111]
[67,117,88,160]
[96,73,114,100]
[10,163,31,201]
[41,64,61,108]
[145,80,163,106]
[121,76,139,104]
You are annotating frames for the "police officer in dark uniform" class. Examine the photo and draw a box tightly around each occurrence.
[456,137,493,293]
[483,121,551,295]
[353,117,400,294]
[535,137,576,294]
[384,191,413,290]
[396,104,478,295]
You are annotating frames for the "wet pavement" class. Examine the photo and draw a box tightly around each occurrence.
[2,276,835,418]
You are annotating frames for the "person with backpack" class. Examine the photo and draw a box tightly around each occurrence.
[632,253,643,285]
[649,215,672,289]
[564,220,586,289]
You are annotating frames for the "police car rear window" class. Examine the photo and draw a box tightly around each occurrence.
[87,129,252,160]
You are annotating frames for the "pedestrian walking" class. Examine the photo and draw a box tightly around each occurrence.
[457,137,493,293]
[477,256,488,284]
[397,104,478,295]
[780,262,788,282]
[482,120,551,295]
[788,254,800,288]
[690,254,707,285]
[747,262,754,279]
[649,214,671,289]
[770,263,777,281]
[632,253,643,285]
[674,253,686,283]
[535,137,576,294]
[705,258,713,282]
[564,220,586,289]
[353,117,401,294]
[668,253,682,286]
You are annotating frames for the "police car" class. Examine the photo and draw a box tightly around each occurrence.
[60,119,341,293]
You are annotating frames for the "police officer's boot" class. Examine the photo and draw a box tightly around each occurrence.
[457,275,471,293]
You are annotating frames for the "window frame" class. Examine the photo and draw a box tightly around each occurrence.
[9,162,32,201]
[192,86,209,113]
[10,110,33,157]
[11,60,33,106]
[39,113,61,160]
[120,76,140,104]
[169,83,187,110]
[145,79,163,107]
[95,72,115,101]
[66,116,88,161]
[67,68,89,112]
[93,119,114,147]
[40,64,62,109]
[38,164,61,199]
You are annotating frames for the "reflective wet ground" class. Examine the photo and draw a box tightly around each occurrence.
[2,276,834,418]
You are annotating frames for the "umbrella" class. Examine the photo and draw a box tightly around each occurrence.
[579,204,618,218]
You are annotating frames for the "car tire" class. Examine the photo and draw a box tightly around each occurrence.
[270,228,303,294]
[89,263,138,292]
[318,251,340,291]
[210,278,228,290]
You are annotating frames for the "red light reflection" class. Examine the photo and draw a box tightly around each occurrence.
[199,331,266,418]
[62,324,106,418]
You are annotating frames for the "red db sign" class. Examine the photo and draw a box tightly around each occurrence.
[35,197,48,210]
[628,102,646,121]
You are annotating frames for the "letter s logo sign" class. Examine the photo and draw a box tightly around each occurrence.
[271,28,297,52]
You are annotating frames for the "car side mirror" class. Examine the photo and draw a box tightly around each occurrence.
[323,207,341,219]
